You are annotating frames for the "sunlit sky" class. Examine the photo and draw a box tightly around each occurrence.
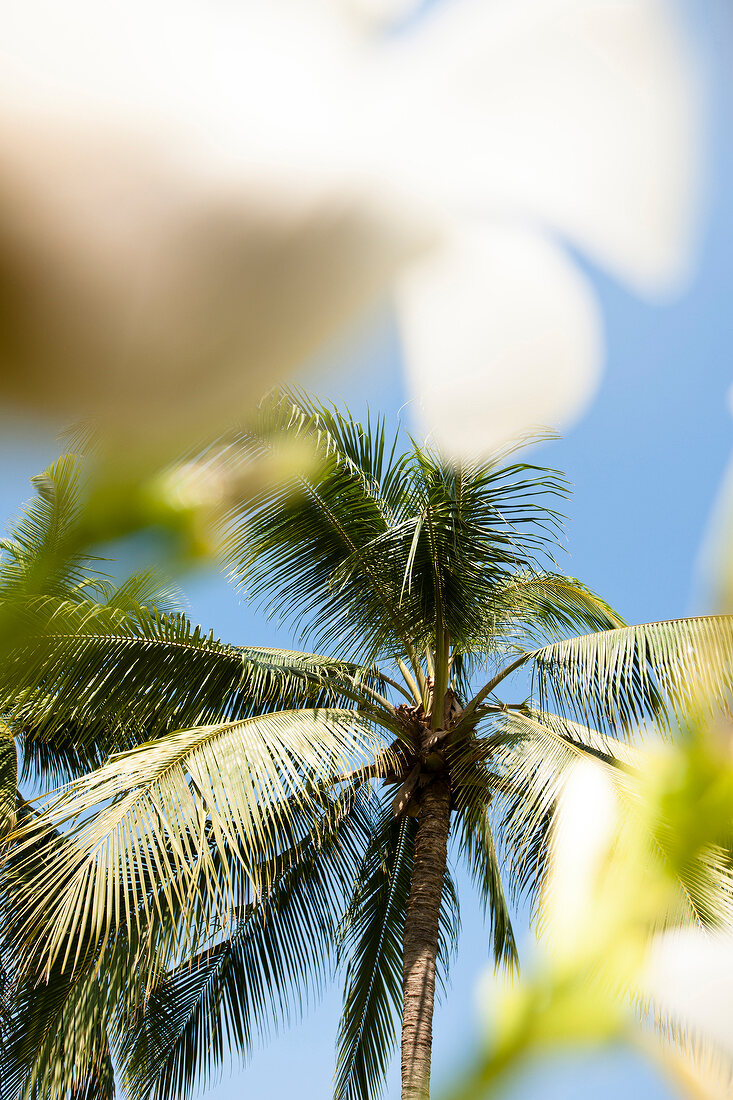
[1,1,732,1098]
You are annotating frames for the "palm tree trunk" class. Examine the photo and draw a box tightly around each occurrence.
[401,775,452,1100]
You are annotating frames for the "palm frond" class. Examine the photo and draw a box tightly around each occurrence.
[93,568,183,618]
[481,572,625,651]
[0,961,116,1100]
[119,786,371,1100]
[483,710,733,931]
[477,710,637,907]
[645,1012,733,1100]
[0,721,16,835]
[326,448,570,671]
[224,394,570,667]
[0,799,124,1100]
[5,709,386,980]
[4,607,388,785]
[335,810,414,1100]
[398,449,568,655]
[225,395,422,664]
[287,392,412,512]
[454,800,518,973]
[0,455,92,603]
[531,617,733,735]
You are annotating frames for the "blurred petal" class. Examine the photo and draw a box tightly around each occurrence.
[0,120,427,454]
[0,0,702,456]
[697,394,733,612]
[343,0,423,27]
[0,0,433,453]
[644,928,733,1060]
[538,757,619,960]
[386,0,701,294]
[396,223,602,460]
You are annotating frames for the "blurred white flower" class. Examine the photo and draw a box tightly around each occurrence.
[538,756,623,961]
[698,392,733,611]
[0,0,700,458]
[644,927,733,1062]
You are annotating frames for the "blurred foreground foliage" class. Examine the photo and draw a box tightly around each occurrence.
[0,400,313,654]
[445,698,733,1100]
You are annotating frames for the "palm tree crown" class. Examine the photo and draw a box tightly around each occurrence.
[2,396,733,1100]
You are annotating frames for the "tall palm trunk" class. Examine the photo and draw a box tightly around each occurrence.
[401,775,452,1100]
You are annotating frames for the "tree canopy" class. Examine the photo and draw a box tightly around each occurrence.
[2,397,732,1100]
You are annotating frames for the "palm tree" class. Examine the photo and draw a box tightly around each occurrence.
[2,397,733,1100]
[0,455,190,1100]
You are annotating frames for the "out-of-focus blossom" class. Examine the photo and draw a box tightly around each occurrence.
[0,0,700,459]
[447,720,733,1100]
[644,927,733,1064]
[535,756,624,961]
[698,387,733,611]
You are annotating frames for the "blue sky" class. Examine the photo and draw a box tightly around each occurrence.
[1,1,732,1098]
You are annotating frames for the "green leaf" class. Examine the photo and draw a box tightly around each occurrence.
[335,812,415,1100]
[481,572,624,651]
[0,962,116,1100]
[454,799,518,973]
[4,607,384,785]
[0,720,16,835]
[225,394,568,665]
[484,709,733,930]
[120,787,371,1100]
[479,710,635,904]
[0,455,89,604]
[531,617,733,735]
[6,709,386,981]
[0,799,125,1100]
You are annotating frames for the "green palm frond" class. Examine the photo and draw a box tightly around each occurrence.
[335,811,414,1100]
[531,617,733,734]
[0,721,15,835]
[225,397,421,665]
[454,800,518,973]
[0,799,127,1100]
[5,607,389,785]
[119,786,372,1100]
[483,572,625,650]
[5,709,386,980]
[0,961,115,1100]
[397,450,567,655]
[287,393,413,512]
[225,395,568,667]
[92,568,183,618]
[480,710,635,905]
[0,455,90,603]
[646,1013,733,1099]
[493,709,642,768]
[485,710,733,931]
[0,456,179,618]
[662,845,733,929]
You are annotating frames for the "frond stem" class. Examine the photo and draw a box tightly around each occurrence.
[343,678,398,716]
[397,659,423,707]
[453,652,533,734]
[373,671,415,705]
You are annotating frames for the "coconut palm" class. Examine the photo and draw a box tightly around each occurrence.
[0,454,193,1100]
[2,397,733,1100]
